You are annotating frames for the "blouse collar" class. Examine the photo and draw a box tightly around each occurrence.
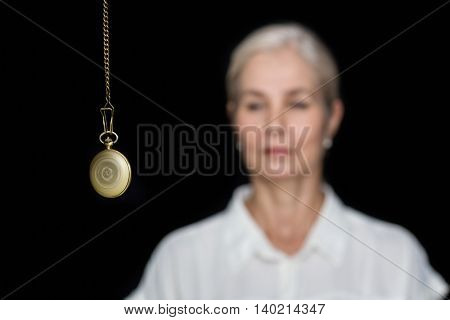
[223,182,349,271]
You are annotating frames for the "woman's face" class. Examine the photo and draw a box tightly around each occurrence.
[230,45,342,179]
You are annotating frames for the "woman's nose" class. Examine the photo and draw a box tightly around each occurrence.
[264,104,288,130]
[264,117,287,140]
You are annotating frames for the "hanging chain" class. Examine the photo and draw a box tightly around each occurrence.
[99,0,117,147]
[103,0,111,104]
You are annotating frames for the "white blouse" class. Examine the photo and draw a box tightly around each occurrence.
[127,183,448,299]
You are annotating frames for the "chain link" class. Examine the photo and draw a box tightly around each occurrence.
[99,0,117,146]
[102,0,111,104]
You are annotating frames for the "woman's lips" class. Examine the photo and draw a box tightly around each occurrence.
[264,146,289,155]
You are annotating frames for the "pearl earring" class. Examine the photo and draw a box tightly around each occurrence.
[323,137,333,149]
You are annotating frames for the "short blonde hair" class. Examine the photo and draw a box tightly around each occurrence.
[226,23,339,109]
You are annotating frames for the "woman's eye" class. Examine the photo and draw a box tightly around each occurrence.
[290,100,309,109]
[246,102,264,111]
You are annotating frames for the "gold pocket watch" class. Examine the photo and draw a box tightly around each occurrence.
[90,129,131,198]
[90,0,131,198]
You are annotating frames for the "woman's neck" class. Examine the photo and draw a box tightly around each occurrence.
[244,175,325,256]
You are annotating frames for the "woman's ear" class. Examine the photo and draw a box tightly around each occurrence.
[326,98,344,139]
[226,101,236,121]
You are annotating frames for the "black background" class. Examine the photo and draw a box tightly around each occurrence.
[1,0,449,299]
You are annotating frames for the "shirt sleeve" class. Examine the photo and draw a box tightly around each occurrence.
[403,232,449,299]
[125,235,180,300]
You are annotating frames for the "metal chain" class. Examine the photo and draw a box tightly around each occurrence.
[99,0,117,146]
[102,0,111,104]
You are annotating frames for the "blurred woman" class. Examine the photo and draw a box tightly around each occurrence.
[127,23,448,299]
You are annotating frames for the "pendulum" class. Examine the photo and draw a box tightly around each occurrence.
[90,0,131,198]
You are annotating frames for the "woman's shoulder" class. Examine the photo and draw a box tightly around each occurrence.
[341,206,448,298]
[154,210,228,255]
[341,205,421,253]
